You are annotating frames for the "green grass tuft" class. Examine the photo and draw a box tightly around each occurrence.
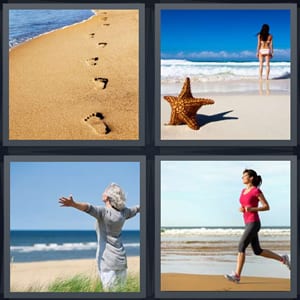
[46,273,139,293]
[47,274,101,292]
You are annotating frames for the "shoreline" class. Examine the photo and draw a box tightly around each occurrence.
[10,257,140,292]
[161,78,290,96]
[9,10,96,50]
[161,273,290,291]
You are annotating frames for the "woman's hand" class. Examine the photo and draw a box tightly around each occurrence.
[59,195,75,207]
[239,206,245,213]
[244,206,252,212]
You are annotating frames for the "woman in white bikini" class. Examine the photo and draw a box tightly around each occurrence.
[257,24,273,80]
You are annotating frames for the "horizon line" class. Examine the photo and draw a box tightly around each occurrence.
[161,225,290,228]
[10,228,140,231]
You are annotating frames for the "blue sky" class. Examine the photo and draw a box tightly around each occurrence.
[161,160,291,227]
[10,161,140,230]
[161,9,291,61]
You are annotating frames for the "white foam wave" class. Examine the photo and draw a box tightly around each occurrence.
[161,228,290,237]
[11,242,139,253]
[161,60,290,82]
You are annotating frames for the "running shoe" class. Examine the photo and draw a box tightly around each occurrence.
[282,254,291,270]
[224,271,240,283]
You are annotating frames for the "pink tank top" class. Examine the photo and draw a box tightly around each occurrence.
[239,187,262,224]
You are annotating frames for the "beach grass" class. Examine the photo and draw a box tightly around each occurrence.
[17,274,140,293]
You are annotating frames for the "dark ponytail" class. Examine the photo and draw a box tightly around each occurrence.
[243,169,262,187]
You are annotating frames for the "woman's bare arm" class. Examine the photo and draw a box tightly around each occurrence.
[269,35,273,57]
[256,35,261,57]
[59,195,89,211]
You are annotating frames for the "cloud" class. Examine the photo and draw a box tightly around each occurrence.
[161,49,290,60]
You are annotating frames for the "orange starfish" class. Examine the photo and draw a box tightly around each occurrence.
[164,77,215,130]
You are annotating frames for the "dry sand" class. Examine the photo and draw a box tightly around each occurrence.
[161,80,291,140]
[161,273,290,291]
[9,10,139,140]
[10,256,140,292]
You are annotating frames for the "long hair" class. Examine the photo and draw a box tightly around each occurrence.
[259,24,270,42]
[243,169,262,187]
[104,183,126,210]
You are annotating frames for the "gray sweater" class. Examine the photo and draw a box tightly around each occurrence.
[85,204,139,272]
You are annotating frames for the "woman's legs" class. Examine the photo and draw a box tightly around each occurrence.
[226,222,260,281]
[249,225,286,262]
[258,54,264,80]
[265,55,271,80]
[235,252,246,277]
[226,222,290,282]
[260,249,283,261]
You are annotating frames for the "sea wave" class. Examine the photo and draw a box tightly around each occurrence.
[161,228,290,237]
[11,242,140,253]
[161,59,290,82]
[9,10,95,48]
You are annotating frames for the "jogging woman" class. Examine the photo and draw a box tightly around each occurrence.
[225,169,290,283]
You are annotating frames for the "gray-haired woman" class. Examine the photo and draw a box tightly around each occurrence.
[59,183,140,291]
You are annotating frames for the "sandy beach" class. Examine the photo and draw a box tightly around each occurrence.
[161,79,291,140]
[161,273,290,291]
[9,10,139,140]
[10,256,140,292]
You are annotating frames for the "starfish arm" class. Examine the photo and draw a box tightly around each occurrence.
[168,109,178,125]
[178,77,193,99]
[184,98,215,106]
[179,112,200,130]
[163,96,178,104]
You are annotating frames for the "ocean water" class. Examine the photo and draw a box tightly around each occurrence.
[10,230,140,263]
[161,59,291,83]
[9,9,95,48]
[161,227,291,278]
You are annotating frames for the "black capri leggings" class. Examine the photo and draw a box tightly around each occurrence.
[238,221,263,255]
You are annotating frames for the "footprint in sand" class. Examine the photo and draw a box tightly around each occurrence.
[94,77,109,89]
[101,16,108,21]
[89,33,95,38]
[84,112,111,135]
[86,57,99,66]
[103,23,110,27]
[97,42,107,48]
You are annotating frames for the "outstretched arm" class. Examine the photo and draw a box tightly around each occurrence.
[125,205,140,219]
[59,195,89,211]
